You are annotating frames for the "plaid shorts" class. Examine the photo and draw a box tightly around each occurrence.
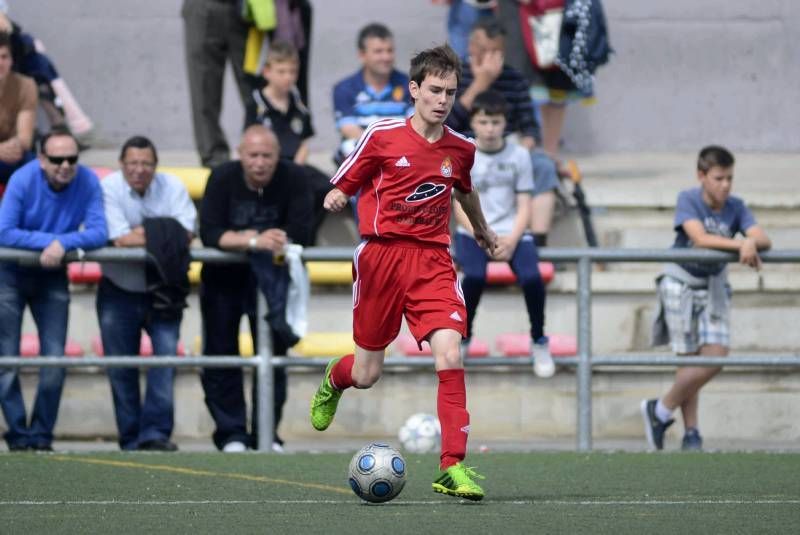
[658,276,731,354]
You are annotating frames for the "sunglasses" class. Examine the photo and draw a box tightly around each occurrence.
[45,154,79,166]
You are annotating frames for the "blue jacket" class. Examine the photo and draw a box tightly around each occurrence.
[0,159,108,251]
[556,0,612,97]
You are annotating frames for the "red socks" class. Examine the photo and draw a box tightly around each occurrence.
[437,368,469,470]
[329,354,355,390]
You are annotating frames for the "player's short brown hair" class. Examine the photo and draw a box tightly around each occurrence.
[697,145,735,173]
[409,44,461,88]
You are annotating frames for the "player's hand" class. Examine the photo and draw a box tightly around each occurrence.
[40,240,65,268]
[492,235,516,262]
[323,188,349,212]
[254,228,288,254]
[474,227,498,256]
[739,237,762,270]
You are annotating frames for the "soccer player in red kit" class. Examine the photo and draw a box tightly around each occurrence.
[310,44,497,501]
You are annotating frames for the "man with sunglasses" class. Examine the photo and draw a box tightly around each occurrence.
[0,127,107,452]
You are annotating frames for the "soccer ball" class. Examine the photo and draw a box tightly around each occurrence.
[398,413,441,454]
[348,443,407,503]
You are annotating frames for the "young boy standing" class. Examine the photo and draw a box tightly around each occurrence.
[453,90,553,377]
[249,40,331,243]
[643,145,771,451]
[310,44,497,501]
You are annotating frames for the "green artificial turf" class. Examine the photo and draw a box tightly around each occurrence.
[2,451,799,534]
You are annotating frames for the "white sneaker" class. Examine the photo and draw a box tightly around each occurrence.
[271,442,285,453]
[222,440,247,453]
[531,339,555,378]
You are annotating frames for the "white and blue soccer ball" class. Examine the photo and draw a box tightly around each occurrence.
[348,443,407,503]
[398,413,441,454]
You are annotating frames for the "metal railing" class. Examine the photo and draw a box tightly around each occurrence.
[1,246,799,452]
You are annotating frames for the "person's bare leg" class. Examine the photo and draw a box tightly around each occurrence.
[428,328,483,498]
[350,345,386,388]
[529,191,556,237]
[429,329,463,371]
[662,344,727,416]
[680,392,700,430]
[540,102,568,157]
[310,345,385,431]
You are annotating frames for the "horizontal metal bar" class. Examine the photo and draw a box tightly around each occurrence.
[2,246,799,265]
[0,357,259,368]
[581,355,800,367]
[6,354,798,370]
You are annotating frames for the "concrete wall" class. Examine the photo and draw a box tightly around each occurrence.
[8,1,800,156]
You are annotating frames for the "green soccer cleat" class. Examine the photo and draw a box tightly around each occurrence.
[432,462,485,501]
[309,358,343,431]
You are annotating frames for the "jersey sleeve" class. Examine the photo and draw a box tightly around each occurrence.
[329,123,384,196]
[453,145,475,194]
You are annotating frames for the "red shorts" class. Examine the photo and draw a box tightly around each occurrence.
[352,239,467,351]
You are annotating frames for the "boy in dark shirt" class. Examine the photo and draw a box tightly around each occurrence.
[248,41,331,243]
[643,145,771,451]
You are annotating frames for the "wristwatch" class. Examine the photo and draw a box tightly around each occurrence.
[248,236,258,250]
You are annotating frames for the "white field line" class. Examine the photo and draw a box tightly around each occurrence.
[1,499,799,506]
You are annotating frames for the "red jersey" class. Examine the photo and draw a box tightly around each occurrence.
[331,118,475,246]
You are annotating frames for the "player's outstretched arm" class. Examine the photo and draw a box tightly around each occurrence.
[323,188,350,212]
[454,189,497,254]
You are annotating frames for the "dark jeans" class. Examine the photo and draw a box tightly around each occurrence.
[455,233,547,341]
[96,278,179,450]
[0,263,69,449]
[200,279,288,450]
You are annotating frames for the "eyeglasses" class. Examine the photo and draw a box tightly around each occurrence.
[45,154,79,166]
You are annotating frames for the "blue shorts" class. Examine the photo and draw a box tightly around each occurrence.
[530,150,560,195]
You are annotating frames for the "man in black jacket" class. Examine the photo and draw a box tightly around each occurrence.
[199,125,313,453]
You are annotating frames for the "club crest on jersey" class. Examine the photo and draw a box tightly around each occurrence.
[440,157,453,178]
[405,183,446,203]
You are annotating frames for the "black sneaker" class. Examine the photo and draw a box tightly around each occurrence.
[681,428,703,451]
[31,444,54,452]
[8,444,30,452]
[138,439,179,452]
[640,399,674,450]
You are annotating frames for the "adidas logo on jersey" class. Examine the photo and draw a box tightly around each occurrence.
[449,311,463,322]
[395,156,411,167]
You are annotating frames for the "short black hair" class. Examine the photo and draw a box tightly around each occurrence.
[119,135,159,163]
[470,90,508,118]
[357,23,393,51]
[697,145,734,173]
[39,126,77,154]
[471,17,506,40]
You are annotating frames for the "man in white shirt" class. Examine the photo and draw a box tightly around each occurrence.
[98,135,196,451]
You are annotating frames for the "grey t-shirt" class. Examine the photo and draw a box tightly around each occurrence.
[673,187,756,277]
[457,141,533,236]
